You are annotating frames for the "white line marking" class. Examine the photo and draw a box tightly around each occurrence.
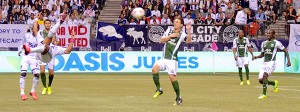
[254,86,300,92]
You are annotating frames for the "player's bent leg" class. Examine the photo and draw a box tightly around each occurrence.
[47,22,61,39]
[20,72,27,100]
[244,64,250,85]
[169,75,182,105]
[259,72,269,99]
[152,64,163,99]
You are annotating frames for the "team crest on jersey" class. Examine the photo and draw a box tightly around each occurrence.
[223,25,239,42]
[243,40,246,43]
[271,44,274,47]
[148,26,165,43]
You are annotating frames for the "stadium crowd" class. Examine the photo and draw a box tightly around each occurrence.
[0,0,104,27]
[117,0,300,35]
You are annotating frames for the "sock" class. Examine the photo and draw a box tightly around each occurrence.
[41,73,47,88]
[48,75,54,87]
[20,76,26,95]
[152,73,160,91]
[238,68,243,81]
[172,80,180,99]
[48,22,61,38]
[245,67,249,80]
[263,78,268,95]
[268,80,275,86]
[31,76,39,92]
[30,45,45,53]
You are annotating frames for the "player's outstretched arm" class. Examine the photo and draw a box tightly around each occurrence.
[186,23,192,44]
[283,48,291,67]
[32,13,41,37]
[64,31,75,54]
[233,48,237,60]
[252,52,264,60]
[248,47,254,57]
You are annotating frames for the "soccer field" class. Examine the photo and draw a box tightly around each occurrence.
[0,73,300,112]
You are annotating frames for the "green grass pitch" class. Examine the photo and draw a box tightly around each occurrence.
[0,73,300,112]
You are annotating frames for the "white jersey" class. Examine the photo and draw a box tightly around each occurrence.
[19,33,38,58]
[249,0,258,11]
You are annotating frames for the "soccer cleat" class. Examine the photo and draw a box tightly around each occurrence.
[247,80,251,85]
[23,44,30,55]
[21,94,27,101]
[173,97,183,105]
[42,87,47,95]
[258,94,267,99]
[274,80,279,93]
[240,81,244,86]
[60,12,68,22]
[47,87,52,95]
[153,90,163,99]
[30,92,38,100]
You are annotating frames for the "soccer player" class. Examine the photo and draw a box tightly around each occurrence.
[18,31,40,101]
[22,12,74,64]
[40,36,60,95]
[233,30,254,85]
[252,30,291,99]
[151,18,191,105]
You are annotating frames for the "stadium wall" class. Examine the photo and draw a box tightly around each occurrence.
[0,51,289,73]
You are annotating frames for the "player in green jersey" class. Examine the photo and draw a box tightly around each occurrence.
[233,30,254,85]
[151,18,191,105]
[252,30,291,99]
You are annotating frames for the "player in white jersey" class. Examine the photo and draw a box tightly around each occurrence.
[22,12,74,63]
[252,30,291,99]
[18,32,40,101]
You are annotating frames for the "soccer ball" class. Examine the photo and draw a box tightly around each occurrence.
[131,8,145,19]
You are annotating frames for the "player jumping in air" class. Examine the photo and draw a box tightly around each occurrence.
[233,30,254,85]
[151,18,191,105]
[40,36,60,95]
[22,13,74,63]
[252,30,291,99]
[18,32,40,101]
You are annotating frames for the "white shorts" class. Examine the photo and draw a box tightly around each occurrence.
[236,57,249,67]
[258,61,276,79]
[20,56,40,74]
[39,58,55,70]
[37,44,66,63]
[154,59,178,75]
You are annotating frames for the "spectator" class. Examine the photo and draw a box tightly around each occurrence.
[13,0,21,13]
[151,6,161,18]
[189,0,199,16]
[11,8,19,21]
[128,0,135,11]
[249,0,258,15]
[41,5,50,16]
[129,18,137,25]
[184,13,194,25]
[216,7,225,21]
[293,0,300,11]
[83,4,95,23]
[48,11,57,23]
[33,0,42,11]
[211,0,218,13]
[147,1,153,10]
[225,2,234,18]
[90,0,98,10]
[21,0,31,13]
[218,0,228,13]
[7,15,14,24]
[161,13,172,25]
[134,0,142,8]
[62,2,72,14]
[0,15,8,24]
[171,10,179,21]
[173,0,183,12]
[201,0,211,15]
[284,5,297,24]
[27,13,35,28]
[139,16,148,25]
[73,9,80,19]
[1,6,8,20]
[224,13,235,25]
[181,3,188,17]
[215,13,225,25]
[150,15,161,25]
[2,0,9,11]
[16,14,26,24]
[235,8,249,25]
[79,0,85,13]
[264,5,274,24]
[44,0,53,11]
[163,3,172,17]
[53,5,60,19]
[153,0,164,14]
[269,0,278,23]
[256,8,267,35]
[240,0,249,8]
[121,6,130,20]
[144,5,151,18]
[30,5,39,15]
[297,7,300,24]
[258,0,267,10]
[70,0,81,11]
[19,9,28,20]
[206,8,216,19]
[194,13,205,24]
[68,14,78,25]
[247,10,255,24]
[78,15,88,26]
[205,14,215,25]
[117,14,127,26]
[54,0,62,13]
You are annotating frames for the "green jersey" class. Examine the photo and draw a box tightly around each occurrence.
[233,37,251,57]
[261,39,285,62]
[162,28,187,61]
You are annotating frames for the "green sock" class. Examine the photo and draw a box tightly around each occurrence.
[238,68,243,81]
[268,80,275,86]
[48,75,54,87]
[172,80,180,98]
[263,78,268,95]
[152,73,160,91]
[41,73,47,88]
[245,67,249,80]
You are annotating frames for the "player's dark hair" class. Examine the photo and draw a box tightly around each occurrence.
[44,19,51,24]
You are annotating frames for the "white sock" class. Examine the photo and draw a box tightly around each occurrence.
[30,45,45,53]
[20,76,26,95]
[48,22,61,38]
[31,76,39,93]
